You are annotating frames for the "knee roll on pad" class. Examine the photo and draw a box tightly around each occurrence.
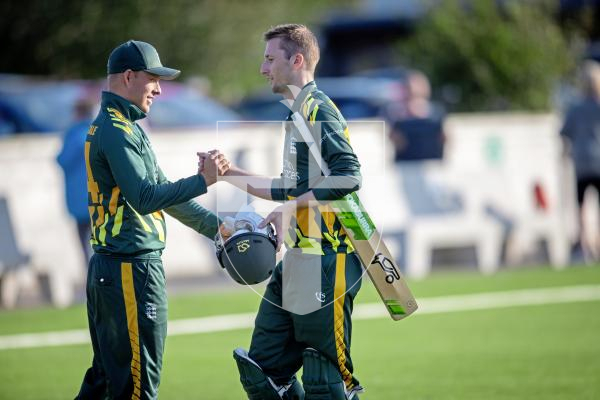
[233,348,282,400]
[233,348,304,400]
[302,348,347,400]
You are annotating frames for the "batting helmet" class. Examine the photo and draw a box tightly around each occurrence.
[215,213,277,285]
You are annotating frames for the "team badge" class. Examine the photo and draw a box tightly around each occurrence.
[145,303,157,321]
[315,292,326,303]
[237,239,251,253]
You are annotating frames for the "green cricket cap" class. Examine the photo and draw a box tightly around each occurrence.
[107,40,180,80]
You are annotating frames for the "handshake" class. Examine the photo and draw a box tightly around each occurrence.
[197,150,231,186]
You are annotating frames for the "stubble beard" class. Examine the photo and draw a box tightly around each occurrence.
[271,81,286,94]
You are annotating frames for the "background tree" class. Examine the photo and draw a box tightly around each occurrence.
[0,0,354,102]
[397,0,581,111]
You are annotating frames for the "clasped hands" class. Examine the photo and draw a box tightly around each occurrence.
[198,149,294,252]
[197,150,231,186]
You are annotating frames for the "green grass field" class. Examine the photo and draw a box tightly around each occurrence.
[1,265,599,399]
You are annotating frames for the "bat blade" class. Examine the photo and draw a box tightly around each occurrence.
[330,193,418,321]
[350,230,418,320]
[288,111,416,320]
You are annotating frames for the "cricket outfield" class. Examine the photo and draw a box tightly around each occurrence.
[0,265,599,399]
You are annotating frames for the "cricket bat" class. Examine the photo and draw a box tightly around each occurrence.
[329,192,418,320]
[290,112,418,321]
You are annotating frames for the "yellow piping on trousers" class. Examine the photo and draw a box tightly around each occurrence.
[121,262,142,399]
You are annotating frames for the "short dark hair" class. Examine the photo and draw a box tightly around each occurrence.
[263,24,320,71]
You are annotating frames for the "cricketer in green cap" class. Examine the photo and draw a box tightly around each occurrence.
[105,40,180,113]
[107,40,180,80]
[75,38,229,399]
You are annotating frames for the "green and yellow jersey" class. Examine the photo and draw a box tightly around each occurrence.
[271,82,362,255]
[85,91,219,255]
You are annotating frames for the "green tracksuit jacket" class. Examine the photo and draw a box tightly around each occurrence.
[77,91,218,400]
[86,91,219,254]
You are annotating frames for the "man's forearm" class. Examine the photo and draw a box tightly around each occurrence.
[222,165,274,200]
[290,190,318,209]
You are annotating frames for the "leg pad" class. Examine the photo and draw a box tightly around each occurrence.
[302,348,347,400]
[234,348,304,400]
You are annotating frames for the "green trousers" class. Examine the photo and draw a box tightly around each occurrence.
[76,252,168,400]
[249,250,363,391]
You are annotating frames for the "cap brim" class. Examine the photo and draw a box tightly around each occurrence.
[145,66,181,80]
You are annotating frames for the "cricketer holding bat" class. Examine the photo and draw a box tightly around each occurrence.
[219,24,365,399]
[75,40,230,399]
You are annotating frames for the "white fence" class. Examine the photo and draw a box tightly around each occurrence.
[0,113,577,307]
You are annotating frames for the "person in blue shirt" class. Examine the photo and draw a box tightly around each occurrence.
[561,60,600,262]
[57,97,96,265]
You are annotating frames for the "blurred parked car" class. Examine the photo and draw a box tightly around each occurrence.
[352,66,410,81]
[234,76,407,121]
[149,82,240,129]
[0,75,94,135]
[0,74,240,135]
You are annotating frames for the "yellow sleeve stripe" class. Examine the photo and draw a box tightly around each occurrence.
[107,107,128,122]
[113,123,133,135]
[296,207,321,239]
[98,210,109,246]
[304,97,315,119]
[88,206,98,245]
[109,187,120,216]
[149,213,165,242]
[323,232,340,253]
[284,234,297,249]
[343,127,351,143]
[310,105,319,126]
[328,99,342,115]
[112,205,124,237]
[130,206,153,233]
[94,205,105,227]
[294,229,324,255]
[121,262,142,399]
[319,204,336,234]
[344,236,355,253]
[110,117,130,125]
[85,142,99,204]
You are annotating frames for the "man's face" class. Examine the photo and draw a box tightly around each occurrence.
[260,38,294,95]
[127,71,161,113]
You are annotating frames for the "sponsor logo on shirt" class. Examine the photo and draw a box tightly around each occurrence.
[289,135,297,155]
[282,160,301,181]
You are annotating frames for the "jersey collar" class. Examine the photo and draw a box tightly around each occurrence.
[101,91,147,122]
[289,81,318,114]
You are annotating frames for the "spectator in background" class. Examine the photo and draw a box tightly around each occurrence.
[560,60,600,262]
[388,70,445,161]
[56,97,96,267]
